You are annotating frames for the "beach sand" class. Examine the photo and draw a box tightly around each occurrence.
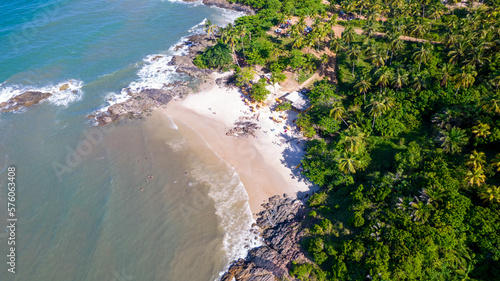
[161,73,316,214]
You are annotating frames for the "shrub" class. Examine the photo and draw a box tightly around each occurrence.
[276,102,292,111]
[193,43,233,70]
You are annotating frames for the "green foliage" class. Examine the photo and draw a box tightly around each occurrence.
[234,66,255,87]
[193,43,233,69]
[296,113,317,138]
[201,0,500,279]
[249,78,270,102]
[276,102,292,111]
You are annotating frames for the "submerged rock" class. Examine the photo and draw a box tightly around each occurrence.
[59,83,70,91]
[0,91,52,113]
[89,85,191,126]
[221,195,310,281]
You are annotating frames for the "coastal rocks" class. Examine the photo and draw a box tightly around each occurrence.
[90,85,190,126]
[226,120,260,138]
[170,34,214,77]
[201,0,256,15]
[59,83,70,91]
[171,53,212,77]
[0,91,52,113]
[221,195,310,281]
[89,33,216,126]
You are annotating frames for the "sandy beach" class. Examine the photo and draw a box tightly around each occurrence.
[161,73,316,214]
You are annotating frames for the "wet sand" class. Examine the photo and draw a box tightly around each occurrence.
[161,73,316,214]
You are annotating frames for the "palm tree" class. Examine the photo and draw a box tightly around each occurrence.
[438,126,469,154]
[429,4,445,21]
[412,70,429,91]
[479,185,500,204]
[488,70,500,91]
[221,24,240,67]
[448,42,469,65]
[465,48,489,69]
[339,127,365,153]
[409,199,432,223]
[420,0,431,18]
[472,123,491,138]
[329,102,349,126]
[375,66,393,93]
[491,153,500,172]
[410,20,430,38]
[296,17,307,35]
[453,65,477,96]
[466,150,487,170]
[362,20,379,38]
[354,76,372,101]
[327,15,338,39]
[439,63,454,88]
[388,33,404,65]
[235,25,248,56]
[392,69,409,91]
[277,13,287,27]
[444,34,460,49]
[269,47,281,62]
[204,20,218,37]
[342,25,356,48]
[413,43,433,71]
[366,94,395,130]
[346,46,361,77]
[370,46,389,68]
[292,36,304,49]
[481,94,500,115]
[330,38,344,66]
[338,152,361,174]
[465,168,486,186]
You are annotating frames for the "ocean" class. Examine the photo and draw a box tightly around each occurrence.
[0,0,259,280]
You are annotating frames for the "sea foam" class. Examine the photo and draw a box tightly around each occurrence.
[0,80,84,109]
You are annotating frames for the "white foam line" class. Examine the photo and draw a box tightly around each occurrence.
[169,117,262,280]
[0,80,84,109]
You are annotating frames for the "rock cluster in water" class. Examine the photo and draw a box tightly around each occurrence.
[221,195,311,281]
[89,0,255,126]
[0,91,52,113]
[90,34,215,126]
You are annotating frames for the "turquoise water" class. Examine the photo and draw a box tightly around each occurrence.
[0,1,256,280]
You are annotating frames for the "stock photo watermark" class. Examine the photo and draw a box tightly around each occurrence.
[110,269,135,281]
[5,166,17,273]
[52,125,115,181]
[8,1,64,53]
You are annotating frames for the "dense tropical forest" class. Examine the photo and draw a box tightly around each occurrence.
[195,0,500,279]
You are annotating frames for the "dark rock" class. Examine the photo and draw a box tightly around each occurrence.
[221,195,311,281]
[89,33,213,126]
[226,121,260,138]
[88,0,251,126]
[0,91,52,113]
[201,0,255,15]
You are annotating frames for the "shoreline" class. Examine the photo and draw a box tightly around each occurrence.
[161,72,316,213]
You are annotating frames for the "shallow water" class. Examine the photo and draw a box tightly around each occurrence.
[0,0,254,280]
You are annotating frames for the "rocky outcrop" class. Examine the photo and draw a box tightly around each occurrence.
[90,34,214,126]
[221,195,311,281]
[89,83,191,126]
[89,0,254,126]
[226,120,260,138]
[0,91,52,113]
[201,0,256,15]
